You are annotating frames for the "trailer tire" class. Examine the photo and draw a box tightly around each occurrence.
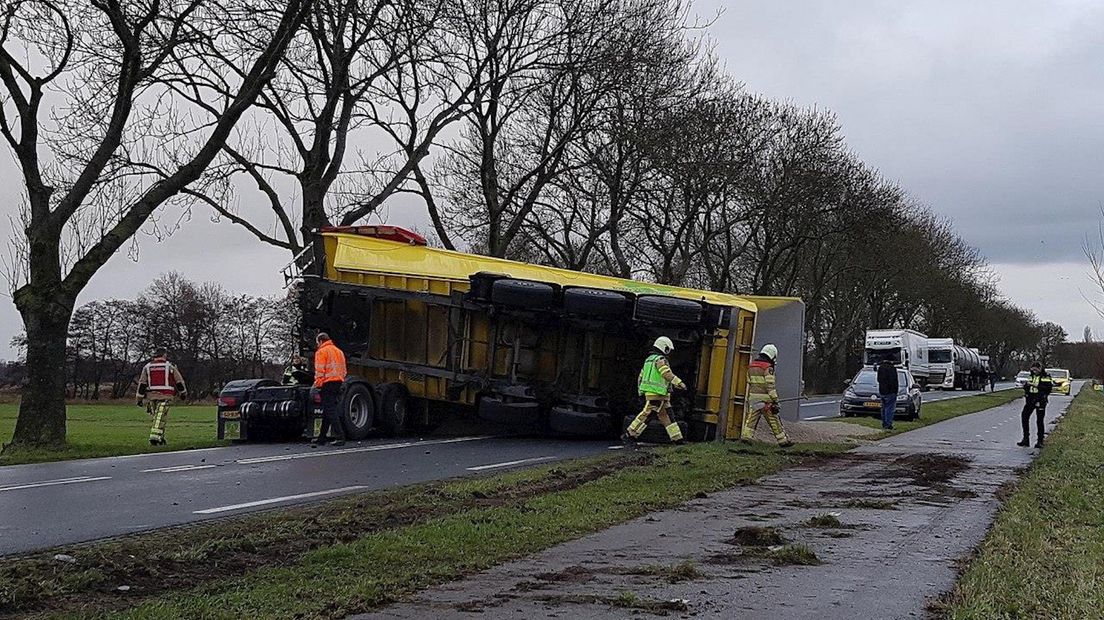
[562,288,631,318]
[377,383,408,436]
[477,395,543,430]
[491,279,556,308]
[340,383,375,440]
[548,407,614,437]
[635,295,702,325]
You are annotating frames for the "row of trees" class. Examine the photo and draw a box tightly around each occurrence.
[0,0,1064,444]
[3,274,294,399]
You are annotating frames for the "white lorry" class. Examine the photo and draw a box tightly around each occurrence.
[863,329,931,389]
[927,338,986,390]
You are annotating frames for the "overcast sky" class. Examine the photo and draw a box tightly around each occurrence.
[3,0,1104,357]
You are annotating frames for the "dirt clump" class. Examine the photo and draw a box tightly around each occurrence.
[726,526,788,547]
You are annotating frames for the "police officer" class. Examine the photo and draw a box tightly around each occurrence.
[741,344,793,447]
[1018,362,1052,448]
[136,349,187,446]
[623,336,686,444]
[282,355,312,386]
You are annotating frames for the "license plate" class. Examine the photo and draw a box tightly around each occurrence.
[221,410,241,420]
[863,401,881,408]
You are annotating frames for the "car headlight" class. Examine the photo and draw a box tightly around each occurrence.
[844,388,856,398]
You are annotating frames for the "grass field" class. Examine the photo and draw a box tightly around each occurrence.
[940,388,1104,619]
[0,441,847,619]
[0,403,228,465]
[837,388,1021,438]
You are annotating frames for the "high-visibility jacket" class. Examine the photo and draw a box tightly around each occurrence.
[746,359,778,407]
[313,341,347,388]
[137,358,186,401]
[638,353,682,397]
[1025,372,1052,397]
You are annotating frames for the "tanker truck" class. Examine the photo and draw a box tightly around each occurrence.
[927,338,986,390]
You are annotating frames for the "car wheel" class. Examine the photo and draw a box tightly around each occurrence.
[377,383,408,437]
[340,382,375,440]
[562,288,631,318]
[634,295,703,325]
[491,279,556,308]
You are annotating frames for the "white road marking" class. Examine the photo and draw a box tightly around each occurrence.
[194,486,368,514]
[115,447,227,460]
[141,464,217,474]
[235,436,493,465]
[0,476,112,493]
[804,415,834,421]
[801,400,840,407]
[467,456,558,472]
[607,445,625,450]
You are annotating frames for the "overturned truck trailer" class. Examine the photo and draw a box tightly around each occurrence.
[219,226,804,442]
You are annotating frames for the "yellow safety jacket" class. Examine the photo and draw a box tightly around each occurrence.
[747,359,778,407]
[638,354,682,397]
[1026,373,1052,396]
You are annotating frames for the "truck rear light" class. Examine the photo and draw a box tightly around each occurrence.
[217,396,238,408]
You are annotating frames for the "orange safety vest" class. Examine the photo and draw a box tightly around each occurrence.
[313,341,347,388]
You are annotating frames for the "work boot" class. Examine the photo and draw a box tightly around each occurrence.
[1016,439,1029,447]
[149,438,158,446]
[779,441,795,448]
[329,439,345,446]
[1035,440,1044,448]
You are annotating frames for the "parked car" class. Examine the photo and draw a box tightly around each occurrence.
[840,367,923,420]
[1014,371,1030,389]
[1046,368,1071,395]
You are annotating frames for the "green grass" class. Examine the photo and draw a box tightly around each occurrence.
[940,389,1104,619]
[0,403,228,465]
[838,389,1021,438]
[5,441,846,619]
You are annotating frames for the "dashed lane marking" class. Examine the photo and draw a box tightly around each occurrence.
[141,464,218,474]
[235,436,493,465]
[194,486,368,514]
[0,476,112,493]
[467,456,559,472]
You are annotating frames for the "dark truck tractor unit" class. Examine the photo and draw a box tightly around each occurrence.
[218,225,804,443]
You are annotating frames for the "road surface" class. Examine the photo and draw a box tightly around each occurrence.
[798,381,1016,420]
[0,436,612,556]
[0,381,1019,557]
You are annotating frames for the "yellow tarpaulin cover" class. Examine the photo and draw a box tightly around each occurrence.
[327,232,759,312]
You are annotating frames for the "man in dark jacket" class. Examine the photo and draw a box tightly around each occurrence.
[1018,362,1052,448]
[876,359,900,430]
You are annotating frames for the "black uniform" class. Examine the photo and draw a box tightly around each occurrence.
[1019,369,1052,447]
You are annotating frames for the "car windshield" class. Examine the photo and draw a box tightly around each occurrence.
[929,350,952,363]
[852,369,909,391]
[865,349,902,365]
[1047,369,1069,379]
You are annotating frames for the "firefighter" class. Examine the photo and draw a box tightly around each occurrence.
[313,333,347,446]
[1017,362,1052,448]
[741,344,793,447]
[136,349,187,446]
[282,355,312,386]
[623,336,686,444]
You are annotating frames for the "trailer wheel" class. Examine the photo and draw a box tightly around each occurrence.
[634,295,702,325]
[378,383,408,436]
[340,383,375,440]
[548,407,615,437]
[563,288,631,318]
[477,395,543,430]
[491,279,556,308]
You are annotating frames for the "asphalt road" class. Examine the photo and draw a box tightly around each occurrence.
[798,381,1017,420]
[0,435,613,557]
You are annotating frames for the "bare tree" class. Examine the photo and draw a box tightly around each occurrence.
[0,0,311,447]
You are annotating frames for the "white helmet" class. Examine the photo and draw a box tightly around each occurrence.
[760,344,778,361]
[653,336,674,354]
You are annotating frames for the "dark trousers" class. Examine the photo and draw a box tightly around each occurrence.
[1021,395,1046,441]
[880,393,898,429]
[318,381,345,440]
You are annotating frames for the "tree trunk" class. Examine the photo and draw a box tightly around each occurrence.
[10,290,74,448]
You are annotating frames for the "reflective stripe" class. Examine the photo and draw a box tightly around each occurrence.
[145,362,175,393]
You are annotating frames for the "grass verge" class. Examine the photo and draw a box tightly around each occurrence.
[837,389,1021,438]
[938,388,1104,619]
[0,441,845,619]
[0,404,228,465]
